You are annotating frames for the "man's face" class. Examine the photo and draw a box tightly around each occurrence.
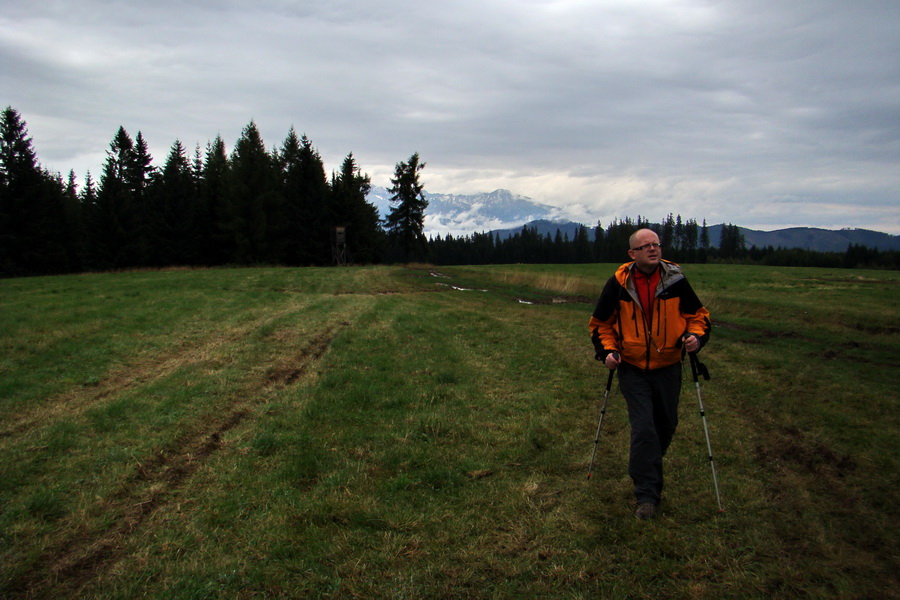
[628,230,662,272]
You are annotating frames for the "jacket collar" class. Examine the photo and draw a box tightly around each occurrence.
[617,259,684,288]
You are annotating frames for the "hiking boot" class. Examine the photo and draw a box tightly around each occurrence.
[635,502,657,520]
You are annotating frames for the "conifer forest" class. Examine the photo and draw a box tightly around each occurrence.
[1,106,895,278]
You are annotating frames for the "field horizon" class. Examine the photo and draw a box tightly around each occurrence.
[1,263,897,598]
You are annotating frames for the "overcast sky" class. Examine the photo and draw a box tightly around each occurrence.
[3,0,898,233]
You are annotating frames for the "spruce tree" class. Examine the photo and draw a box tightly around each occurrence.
[88,127,145,269]
[80,171,97,207]
[0,106,43,274]
[573,225,591,263]
[331,153,383,264]
[698,219,710,263]
[604,217,635,262]
[718,223,745,259]
[61,169,85,271]
[682,218,699,263]
[700,219,710,249]
[674,214,684,257]
[199,136,230,264]
[385,152,428,262]
[660,213,675,253]
[129,132,156,264]
[225,121,281,264]
[592,221,605,262]
[148,140,198,266]
[279,129,328,265]
[0,107,70,275]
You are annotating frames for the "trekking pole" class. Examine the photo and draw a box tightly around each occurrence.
[688,352,724,512]
[587,353,617,479]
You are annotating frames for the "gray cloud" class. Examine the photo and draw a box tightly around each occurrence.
[2,0,898,232]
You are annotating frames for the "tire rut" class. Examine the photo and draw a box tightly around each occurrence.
[0,307,305,441]
[4,321,348,599]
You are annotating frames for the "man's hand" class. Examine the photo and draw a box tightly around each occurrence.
[683,334,700,353]
[604,351,621,370]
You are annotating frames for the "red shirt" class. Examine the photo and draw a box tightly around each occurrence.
[632,265,660,323]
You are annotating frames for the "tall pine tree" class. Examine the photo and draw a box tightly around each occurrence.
[331,153,383,264]
[385,152,428,262]
[225,121,281,264]
[279,129,328,265]
[89,127,146,269]
[0,106,43,275]
[718,223,746,259]
[199,136,230,265]
[0,106,71,275]
[148,140,198,266]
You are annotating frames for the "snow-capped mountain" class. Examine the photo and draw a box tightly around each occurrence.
[366,186,563,237]
[367,186,900,251]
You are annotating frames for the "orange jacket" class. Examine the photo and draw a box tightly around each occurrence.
[589,260,711,371]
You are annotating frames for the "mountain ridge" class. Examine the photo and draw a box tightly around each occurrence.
[367,186,561,237]
[366,187,899,252]
[487,221,900,252]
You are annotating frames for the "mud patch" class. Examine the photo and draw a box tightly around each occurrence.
[266,327,339,387]
[754,425,856,481]
[852,322,900,336]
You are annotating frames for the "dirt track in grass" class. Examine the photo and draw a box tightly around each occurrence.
[4,317,349,599]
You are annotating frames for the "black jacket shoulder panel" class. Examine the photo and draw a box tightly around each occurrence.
[592,275,627,321]
[677,278,704,315]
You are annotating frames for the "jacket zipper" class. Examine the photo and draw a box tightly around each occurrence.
[644,277,652,370]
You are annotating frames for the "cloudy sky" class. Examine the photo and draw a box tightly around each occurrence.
[3,0,898,233]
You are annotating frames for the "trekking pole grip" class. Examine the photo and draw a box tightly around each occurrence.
[689,352,710,381]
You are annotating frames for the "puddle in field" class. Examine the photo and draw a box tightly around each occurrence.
[436,283,489,292]
[431,270,488,292]
[430,270,591,305]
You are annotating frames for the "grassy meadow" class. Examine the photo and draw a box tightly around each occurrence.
[0,263,897,599]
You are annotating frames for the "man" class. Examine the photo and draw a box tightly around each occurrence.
[588,228,711,519]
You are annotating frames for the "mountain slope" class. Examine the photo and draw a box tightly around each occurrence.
[367,187,899,252]
[707,224,900,252]
[367,187,560,237]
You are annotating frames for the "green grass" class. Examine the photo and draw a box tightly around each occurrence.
[0,264,897,599]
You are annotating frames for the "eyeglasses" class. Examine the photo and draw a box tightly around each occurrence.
[631,242,662,252]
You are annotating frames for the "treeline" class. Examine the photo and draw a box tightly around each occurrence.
[429,216,718,264]
[2,106,896,277]
[1,107,430,277]
[428,218,900,269]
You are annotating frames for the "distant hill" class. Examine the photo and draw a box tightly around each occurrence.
[489,221,900,253]
[707,225,900,252]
